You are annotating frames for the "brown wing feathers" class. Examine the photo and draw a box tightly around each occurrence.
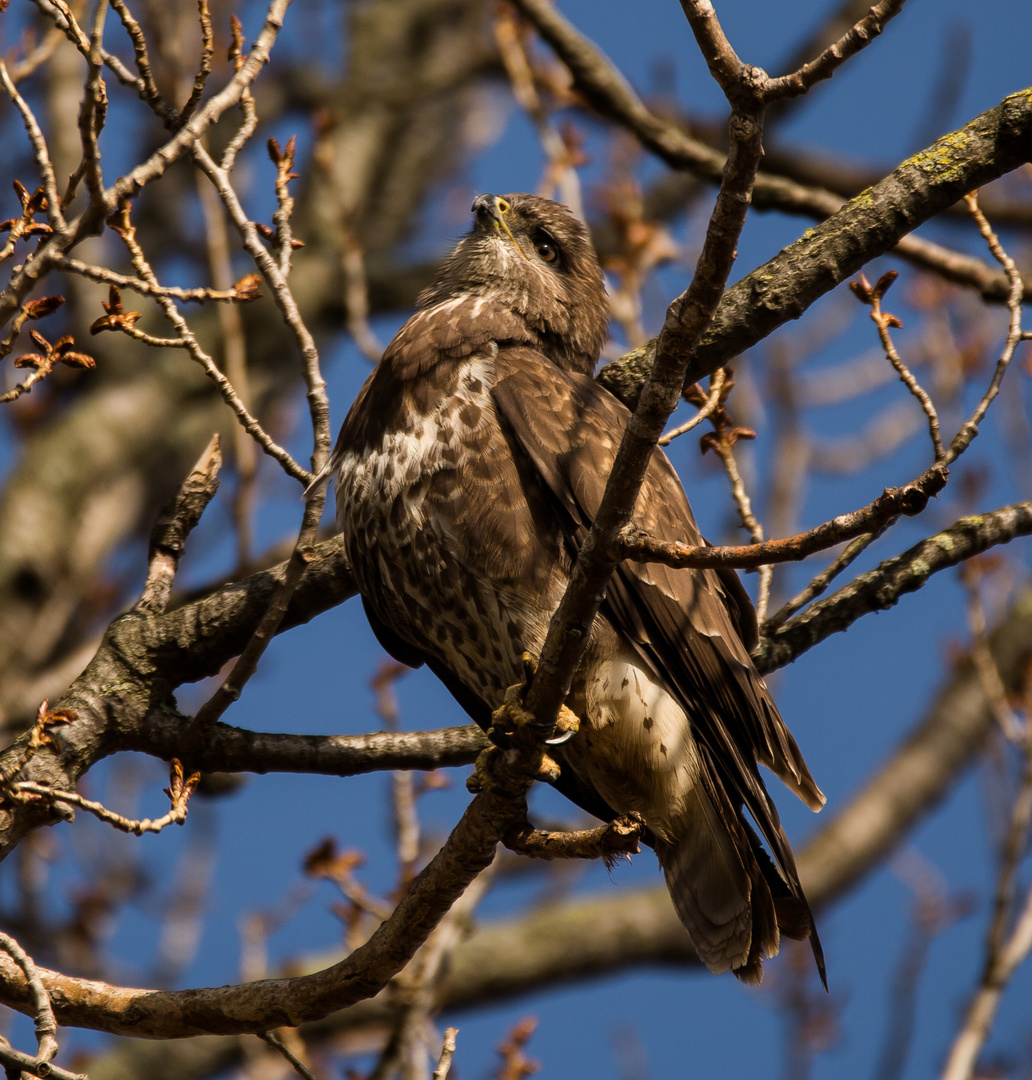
[492,351,826,984]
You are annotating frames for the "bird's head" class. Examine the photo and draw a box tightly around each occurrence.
[417,192,609,375]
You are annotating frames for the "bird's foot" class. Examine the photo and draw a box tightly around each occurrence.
[488,681,536,747]
[466,742,563,797]
[488,652,581,750]
[466,742,566,796]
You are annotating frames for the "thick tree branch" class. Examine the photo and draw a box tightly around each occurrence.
[595,88,1032,408]
[0,780,516,1037]
[126,714,486,777]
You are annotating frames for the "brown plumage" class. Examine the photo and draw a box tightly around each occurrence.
[330,192,825,984]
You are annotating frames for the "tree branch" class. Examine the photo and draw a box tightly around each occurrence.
[595,88,1032,408]
[756,503,1032,673]
[617,464,947,570]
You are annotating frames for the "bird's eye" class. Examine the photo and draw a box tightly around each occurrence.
[533,232,559,263]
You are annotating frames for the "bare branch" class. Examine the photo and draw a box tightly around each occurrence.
[707,430,774,620]
[103,201,308,482]
[192,142,330,471]
[940,732,1032,1080]
[0,0,292,329]
[523,0,768,731]
[434,1028,458,1080]
[8,759,200,837]
[182,489,326,744]
[177,0,214,128]
[513,0,1030,313]
[0,930,58,1066]
[135,435,223,617]
[259,1031,322,1080]
[619,465,948,572]
[503,814,643,864]
[0,769,534,1037]
[851,270,944,461]
[132,719,486,780]
[108,0,169,120]
[54,255,263,303]
[763,0,908,100]
[946,192,1028,463]
[78,0,110,204]
[657,369,726,446]
[764,526,887,631]
[756,503,1032,673]
[0,61,65,231]
[0,1041,86,1080]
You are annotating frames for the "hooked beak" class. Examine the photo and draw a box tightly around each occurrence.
[471,194,529,260]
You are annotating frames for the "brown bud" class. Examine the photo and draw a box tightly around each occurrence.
[23,296,65,320]
[233,273,263,301]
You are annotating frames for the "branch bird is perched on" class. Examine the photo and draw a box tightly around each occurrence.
[330,192,826,984]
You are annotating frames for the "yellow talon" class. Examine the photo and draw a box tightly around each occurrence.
[554,704,581,738]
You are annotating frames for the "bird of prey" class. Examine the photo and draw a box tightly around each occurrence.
[330,192,825,984]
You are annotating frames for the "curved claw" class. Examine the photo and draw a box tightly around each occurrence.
[544,726,576,746]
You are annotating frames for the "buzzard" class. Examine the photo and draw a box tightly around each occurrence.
[330,193,825,984]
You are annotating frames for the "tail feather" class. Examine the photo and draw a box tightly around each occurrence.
[656,783,824,987]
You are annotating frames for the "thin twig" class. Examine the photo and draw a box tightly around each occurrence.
[0,0,293,357]
[8,23,64,83]
[946,193,1027,464]
[106,200,308,482]
[340,226,385,363]
[182,490,327,743]
[0,364,52,403]
[620,465,948,571]
[658,368,726,445]
[714,438,773,619]
[763,0,908,100]
[269,136,299,277]
[851,270,943,459]
[370,872,493,1080]
[940,727,1032,1080]
[0,931,58,1066]
[494,4,583,219]
[53,254,261,302]
[0,61,65,231]
[259,1030,321,1080]
[433,1028,458,1080]
[221,16,259,173]
[79,0,110,204]
[0,1041,86,1080]
[177,0,214,127]
[196,174,259,569]
[108,0,169,119]
[756,503,1032,673]
[192,143,330,472]
[372,662,422,886]
[8,760,200,837]
[962,570,1025,743]
[764,527,886,631]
